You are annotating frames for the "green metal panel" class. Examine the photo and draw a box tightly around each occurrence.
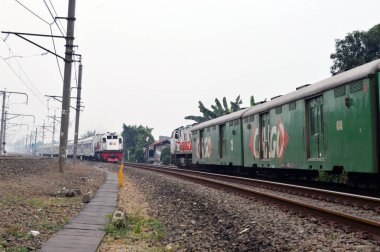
[243,77,377,173]
[321,78,376,173]
[222,120,243,166]
[307,96,324,159]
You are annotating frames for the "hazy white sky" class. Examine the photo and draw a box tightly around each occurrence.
[0,0,379,145]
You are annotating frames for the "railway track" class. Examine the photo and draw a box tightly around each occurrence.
[124,162,380,241]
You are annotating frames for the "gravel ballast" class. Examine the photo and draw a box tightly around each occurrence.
[127,166,380,251]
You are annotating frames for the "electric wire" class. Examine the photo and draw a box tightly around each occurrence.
[1,39,46,106]
[13,0,66,84]
[49,25,64,82]
[47,0,66,35]
[14,0,50,25]
[42,0,65,37]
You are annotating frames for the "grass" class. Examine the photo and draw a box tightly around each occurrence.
[318,170,348,184]
[104,211,165,242]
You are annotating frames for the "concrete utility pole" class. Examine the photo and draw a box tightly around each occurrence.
[42,121,46,145]
[58,0,76,172]
[2,111,7,155]
[72,62,82,164]
[34,127,37,155]
[0,90,5,155]
[0,90,28,155]
[51,112,56,158]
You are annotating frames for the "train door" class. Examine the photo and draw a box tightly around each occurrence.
[307,96,324,159]
[199,129,204,158]
[260,113,270,159]
[219,124,226,158]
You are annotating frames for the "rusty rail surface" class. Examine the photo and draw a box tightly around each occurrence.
[125,162,380,240]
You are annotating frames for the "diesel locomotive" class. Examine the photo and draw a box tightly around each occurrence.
[172,59,380,189]
[38,132,123,162]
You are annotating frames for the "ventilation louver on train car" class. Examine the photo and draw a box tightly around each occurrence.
[271,95,282,100]
[296,84,311,90]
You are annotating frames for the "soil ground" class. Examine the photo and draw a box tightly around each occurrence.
[0,161,106,251]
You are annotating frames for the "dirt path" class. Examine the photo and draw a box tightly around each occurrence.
[0,161,106,251]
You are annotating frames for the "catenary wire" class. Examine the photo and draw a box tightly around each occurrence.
[14,0,50,25]
[49,26,64,82]
[42,0,65,37]
[47,0,66,35]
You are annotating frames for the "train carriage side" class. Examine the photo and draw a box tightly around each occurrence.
[242,59,380,187]
[192,109,248,172]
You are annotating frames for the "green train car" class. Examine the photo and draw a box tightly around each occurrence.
[191,59,380,188]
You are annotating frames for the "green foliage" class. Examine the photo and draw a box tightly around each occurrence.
[185,95,254,123]
[104,213,165,242]
[81,130,97,138]
[160,147,171,165]
[122,124,154,162]
[318,170,348,184]
[330,24,380,75]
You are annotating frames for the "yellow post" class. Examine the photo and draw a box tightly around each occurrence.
[119,163,124,188]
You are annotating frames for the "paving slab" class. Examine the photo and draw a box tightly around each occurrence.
[38,170,118,252]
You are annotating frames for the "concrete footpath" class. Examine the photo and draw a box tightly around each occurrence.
[39,171,118,252]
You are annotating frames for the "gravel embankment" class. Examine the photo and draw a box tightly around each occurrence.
[127,167,380,251]
[0,160,107,251]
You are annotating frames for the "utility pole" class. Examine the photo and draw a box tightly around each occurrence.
[58,0,76,172]
[0,90,5,155]
[73,61,82,164]
[34,127,37,155]
[2,111,7,155]
[51,112,56,158]
[42,121,46,145]
[0,90,28,155]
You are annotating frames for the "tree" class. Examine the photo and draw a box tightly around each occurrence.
[185,95,255,123]
[330,24,380,75]
[122,124,154,163]
[160,147,171,165]
[81,130,96,138]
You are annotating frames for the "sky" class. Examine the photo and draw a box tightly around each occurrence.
[0,0,380,149]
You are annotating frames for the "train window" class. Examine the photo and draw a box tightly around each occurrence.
[334,86,346,97]
[174,131,179,139]
[243,117,248,123]
[249,115,254,122]
[107,136,111,139]
[350,81,363,93]
[113,136,117,139]
[119,138,122,143]
[234,119,239,125]
[229,121,233,126]
[103,138,106,143]
[289,101,296,111]
[212,125,216,130]
[275,106,282,114]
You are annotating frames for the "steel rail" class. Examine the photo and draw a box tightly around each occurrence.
[125,162,380,240]
[125,162,380,212]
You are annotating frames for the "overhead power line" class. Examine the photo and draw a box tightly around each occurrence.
[1,39,46,107]
[43,0,65,37]
[48,0,66,35]
[14,0,50,25]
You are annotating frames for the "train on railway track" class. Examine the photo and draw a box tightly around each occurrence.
[38,132,123,162]
[171,59,380,189]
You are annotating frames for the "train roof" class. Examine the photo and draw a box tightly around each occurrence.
[243,59,380,117]
[192,108,249,131]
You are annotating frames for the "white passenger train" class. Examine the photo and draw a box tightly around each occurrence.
[38,132,123,162]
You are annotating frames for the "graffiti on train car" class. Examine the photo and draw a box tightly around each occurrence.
[249,118,289,160]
